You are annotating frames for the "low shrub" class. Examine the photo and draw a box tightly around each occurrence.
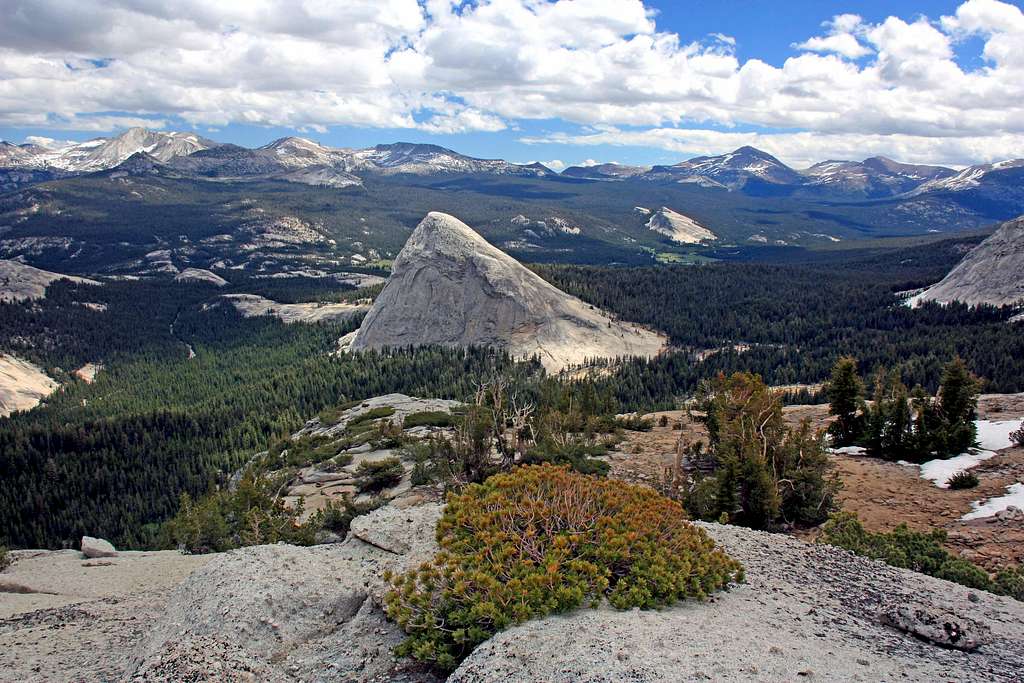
[403,411,456,429]
[0,545,10,571]
[1011,424,1024,449]
[819,512,1024,601]
[936,557,992,590]
[384,464,742,671]
[946,470,979,489]
[355,458,405,492]
[318,399,363,425]
[614,414,654,431]
[310,497,382,537]
[994,566,1024,601]
[819,512,948,574]
[159,472,317,553]
[346,406,397,432]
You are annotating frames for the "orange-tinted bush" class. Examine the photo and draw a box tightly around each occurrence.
[384,464,743,670]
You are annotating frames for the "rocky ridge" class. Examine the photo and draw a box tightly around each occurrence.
[222,293,369,325]
[348,212,667,371]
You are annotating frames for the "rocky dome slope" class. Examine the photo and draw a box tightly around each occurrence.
[348,212,667,371]
[4,502,1023,682]
[915,215,1024,307]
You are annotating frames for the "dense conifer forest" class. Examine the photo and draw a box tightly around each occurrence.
[537,237,1024,406]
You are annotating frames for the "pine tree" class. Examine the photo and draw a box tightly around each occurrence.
[936,357,979,455]
[826,357,865,446]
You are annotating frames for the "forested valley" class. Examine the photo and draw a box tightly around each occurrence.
[1,233,1022,549]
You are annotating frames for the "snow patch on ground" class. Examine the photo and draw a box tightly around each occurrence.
[963,483,1024,521]
[904,419,1022,488]
[976,418,1023,451]
[830,446,867,456]
[916,450,998,488]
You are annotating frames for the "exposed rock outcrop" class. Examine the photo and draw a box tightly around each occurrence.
[222,293,369,324]
[0,353,58,417]
[645,206,717,244]
[127,503,444,682]
[0,259,100,303]
[4,506,1024,682]
[349,212,666,371]
[80,536,117,559]
[914,215,1024,307]
[449,522,1024,682]
[173,267,228,287]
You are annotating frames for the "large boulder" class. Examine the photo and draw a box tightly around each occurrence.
[80,536,117,559]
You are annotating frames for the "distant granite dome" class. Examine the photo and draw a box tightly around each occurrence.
[348,212,666,371]
[916,215,1024,307]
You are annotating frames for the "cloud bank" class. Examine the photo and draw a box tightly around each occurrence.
[1,0,1023,165]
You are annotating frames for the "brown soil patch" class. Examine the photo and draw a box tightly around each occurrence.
[611,394,1024,570]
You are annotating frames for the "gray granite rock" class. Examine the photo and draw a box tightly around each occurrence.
[348,212,666,372]
[918,215,1024,307]
[80,536,117,559]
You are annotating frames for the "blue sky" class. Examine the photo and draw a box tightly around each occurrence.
[2,0,1023,168]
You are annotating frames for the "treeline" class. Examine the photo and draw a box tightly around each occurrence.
[535,251,1024,406]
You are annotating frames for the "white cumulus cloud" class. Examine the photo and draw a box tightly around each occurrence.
[0,0,1022,165]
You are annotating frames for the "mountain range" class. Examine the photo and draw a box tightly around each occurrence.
[3,127,1024,276]
[3,128,1022,203]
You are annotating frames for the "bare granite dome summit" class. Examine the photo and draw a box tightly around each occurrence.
[349,212,666,371]
[915,215,1024,307]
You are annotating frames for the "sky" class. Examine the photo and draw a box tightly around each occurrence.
[1,0,1023,169]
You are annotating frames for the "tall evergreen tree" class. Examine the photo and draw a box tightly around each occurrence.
[936,357,980,455]
[826,357,865,446]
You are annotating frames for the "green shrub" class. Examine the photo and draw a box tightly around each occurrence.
[318,399,364,425]
[937,557,992,590]
[384,464,742,671]
[355,458,405,492]
[160,472,317,553]
[818,512,1023,602]
[309,497,382,537]
[819,512,949,575]
[346,406,396,431]
[993,566,1024,600]
[404,441,440,486]
[0,545,10,571]
[403,411,457,429]
[946,470,979,489]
